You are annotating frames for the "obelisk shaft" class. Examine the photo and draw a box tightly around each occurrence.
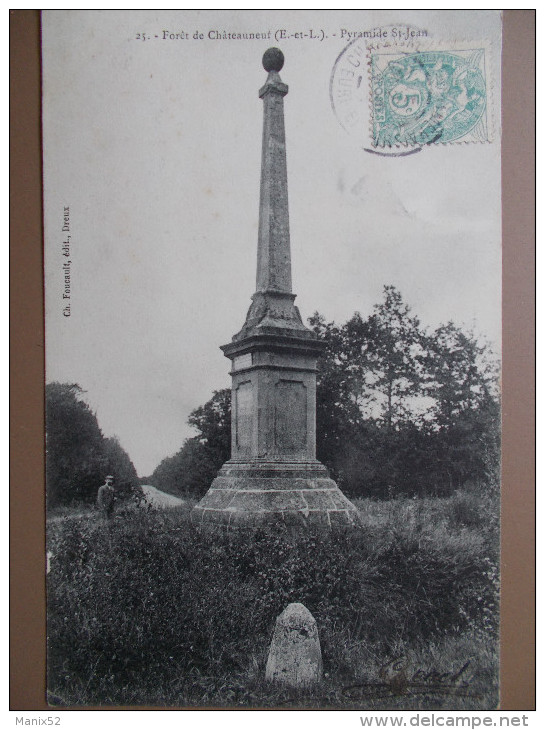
[256,71,292,294]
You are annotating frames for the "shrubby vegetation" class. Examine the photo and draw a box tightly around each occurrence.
[47,495,499,708]
[45,287,501,708]
[46,286,500,707]
[152,286,500,500]
[46,383,140,508]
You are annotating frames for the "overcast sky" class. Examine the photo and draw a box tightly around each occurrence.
[43,9,502,476]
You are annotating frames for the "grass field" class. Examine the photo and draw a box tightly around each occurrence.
[46,491,499,709]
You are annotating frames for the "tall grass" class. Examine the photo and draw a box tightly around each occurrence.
[47,495,499,708]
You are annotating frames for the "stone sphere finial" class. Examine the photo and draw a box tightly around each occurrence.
[262,47,284,73]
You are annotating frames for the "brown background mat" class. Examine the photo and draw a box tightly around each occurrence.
[9,9,535,711]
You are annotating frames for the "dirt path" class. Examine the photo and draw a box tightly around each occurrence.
[140,484,185,508]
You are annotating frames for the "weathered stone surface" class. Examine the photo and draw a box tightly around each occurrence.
[302,489,338,510]
[190,51,363,529]
[262,47,284,73]
[190,472,362,529]
[265,603,322,687]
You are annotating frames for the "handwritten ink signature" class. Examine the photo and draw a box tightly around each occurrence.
[341,656,481,701]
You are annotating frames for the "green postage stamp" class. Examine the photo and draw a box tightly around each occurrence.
[368,45,492,147]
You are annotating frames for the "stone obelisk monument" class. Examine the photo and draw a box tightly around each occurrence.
[191,48,360,529]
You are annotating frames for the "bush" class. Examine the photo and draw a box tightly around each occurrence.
[47,496,499,707]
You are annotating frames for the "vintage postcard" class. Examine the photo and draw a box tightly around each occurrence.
[42,10,502,709]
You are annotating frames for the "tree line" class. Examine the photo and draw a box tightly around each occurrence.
[46,382,139,508]
[46,286,500,505]
[151,286,500,500]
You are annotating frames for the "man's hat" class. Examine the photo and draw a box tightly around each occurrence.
[106,475,114,480]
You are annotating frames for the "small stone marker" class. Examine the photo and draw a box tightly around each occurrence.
[265,603,323,687]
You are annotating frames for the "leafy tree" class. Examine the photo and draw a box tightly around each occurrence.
[424,323,500,493]
[310,287,499,498]
[308,313,364,479]
[150,438,220,498]
[426,322,499,429]
[102,436,140,501]
[151,389,231,497]
[152,287,500,500]
[188,388,231,454]
[310,287,431,491]
[46,383,106,507]
[364,286,429,430]
[46,382,139,508]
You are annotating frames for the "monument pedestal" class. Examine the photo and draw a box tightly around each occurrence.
[191,318,361,529]
[191,461,361,529]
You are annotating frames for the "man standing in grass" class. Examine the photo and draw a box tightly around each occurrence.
[97,475,116,519]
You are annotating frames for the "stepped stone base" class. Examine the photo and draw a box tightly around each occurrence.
[191,461,362,529]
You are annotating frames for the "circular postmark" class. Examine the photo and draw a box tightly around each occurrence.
[330,35,490,152]
[330,37,377,150]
